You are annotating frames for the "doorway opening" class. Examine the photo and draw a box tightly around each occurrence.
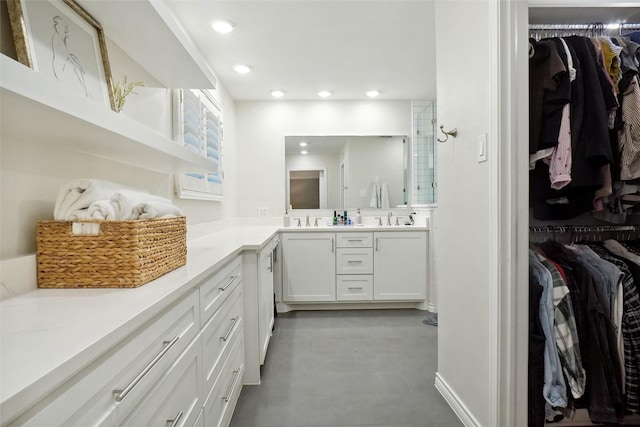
[287,169,327,209]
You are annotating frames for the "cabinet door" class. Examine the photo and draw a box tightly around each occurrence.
[282,233,336,302]
[258,241,275,364]
[373,232,427,300]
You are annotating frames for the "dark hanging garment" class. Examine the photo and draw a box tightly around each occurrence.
[538,38,572,152]
[529,270,546,427]
[564,36,614,188]
[530,38,567,155]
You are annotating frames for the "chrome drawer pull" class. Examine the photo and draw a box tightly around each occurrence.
[223,369,241,403]
[219,274,239,291]
[331,238,335,253]
[221,317,239,341]
[347,260,363,263]
[166,410,183,427]
[348,287,363,290]
[113,335,180,402]
[347,239,363,242]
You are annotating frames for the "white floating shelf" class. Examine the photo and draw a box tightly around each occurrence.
[1,55,218,174]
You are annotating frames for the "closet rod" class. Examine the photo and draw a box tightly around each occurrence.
[529,225,640,242]
[529,23,640,31]
[529,225,638,233]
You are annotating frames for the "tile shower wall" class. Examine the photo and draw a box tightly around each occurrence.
[412,100,437,205]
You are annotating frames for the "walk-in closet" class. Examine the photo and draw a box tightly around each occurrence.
[528,4,640,426]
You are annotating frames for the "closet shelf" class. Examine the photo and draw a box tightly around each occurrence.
[0,55,218,174]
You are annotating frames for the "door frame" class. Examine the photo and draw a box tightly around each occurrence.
[493,0,529,426]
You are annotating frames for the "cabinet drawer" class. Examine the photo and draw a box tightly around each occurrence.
[336,248,373,274]
[337,275,373,301]
[122,334,203,426]
[203,336,245,427]
[202,284,243,394]
[9,290,199,427]
[336,232,373,248]
[199,257,242,327]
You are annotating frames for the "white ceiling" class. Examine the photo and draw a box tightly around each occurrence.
[163,1,437,101]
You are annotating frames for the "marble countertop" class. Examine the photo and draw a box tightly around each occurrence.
[0,223,279,424]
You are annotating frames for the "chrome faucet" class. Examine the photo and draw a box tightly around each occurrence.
[296,217,302,227]
[374,217,382,226]
[314,218,319,227]
[387,212,393,226]
[305,213,310,227]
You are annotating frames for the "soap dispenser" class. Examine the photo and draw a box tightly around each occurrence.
[284,209,290,227]
[356,208,362,226]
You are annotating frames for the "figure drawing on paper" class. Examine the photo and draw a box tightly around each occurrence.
[51,15,89,98]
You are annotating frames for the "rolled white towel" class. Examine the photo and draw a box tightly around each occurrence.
[111,190,173,220]
[54,179,130,220]
[87,200,118,220]
[132,202,184,220]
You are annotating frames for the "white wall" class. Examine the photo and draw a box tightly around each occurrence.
[235,100,411,217]
[0,38,238,259]
[433,1,494,425]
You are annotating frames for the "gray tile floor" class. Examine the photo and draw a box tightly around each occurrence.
[230,309,463,427]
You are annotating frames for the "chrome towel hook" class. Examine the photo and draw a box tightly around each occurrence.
[437,125,458,143]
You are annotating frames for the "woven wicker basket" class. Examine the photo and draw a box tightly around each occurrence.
[36,217,187,288]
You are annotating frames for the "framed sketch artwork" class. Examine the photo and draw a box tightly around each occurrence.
[7,0,116,111]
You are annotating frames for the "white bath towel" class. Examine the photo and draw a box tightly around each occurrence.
[132,202,184,220]
[380,183,390,209]
[87,200,118,220]
[111,190,173,220]
[370,179,380,208]
[54,179,129,220]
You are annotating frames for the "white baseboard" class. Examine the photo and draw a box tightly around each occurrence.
[435,372,482,427]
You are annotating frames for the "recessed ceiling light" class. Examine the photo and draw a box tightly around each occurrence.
[318,91,331,98]
[301,150,308,155]
[299,142,308,147]
[271,90,285,98]
[366,90,380,98]
[233,64,252,74]
[211,19,236,34]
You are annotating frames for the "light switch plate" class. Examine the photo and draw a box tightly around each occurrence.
[258,207,268,218]
[477,133,488,163]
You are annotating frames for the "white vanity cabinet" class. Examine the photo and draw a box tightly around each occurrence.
[6,289,200,427]
[373,231,427,300]
[242,234,278,384]
[282,232,336,302]
[5,255,246,427]
[336,232,374,301]
[280,229,428,307]
[198,257,245,427]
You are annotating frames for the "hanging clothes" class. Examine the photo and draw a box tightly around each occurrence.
[536,241,624,424]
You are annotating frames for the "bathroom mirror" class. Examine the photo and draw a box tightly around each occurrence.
[285,135,409,210]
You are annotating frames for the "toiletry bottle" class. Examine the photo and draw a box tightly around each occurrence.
[333,211,338,225]
[356,208,362,225]
[343,210,347,225]
[284,209,290,227]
